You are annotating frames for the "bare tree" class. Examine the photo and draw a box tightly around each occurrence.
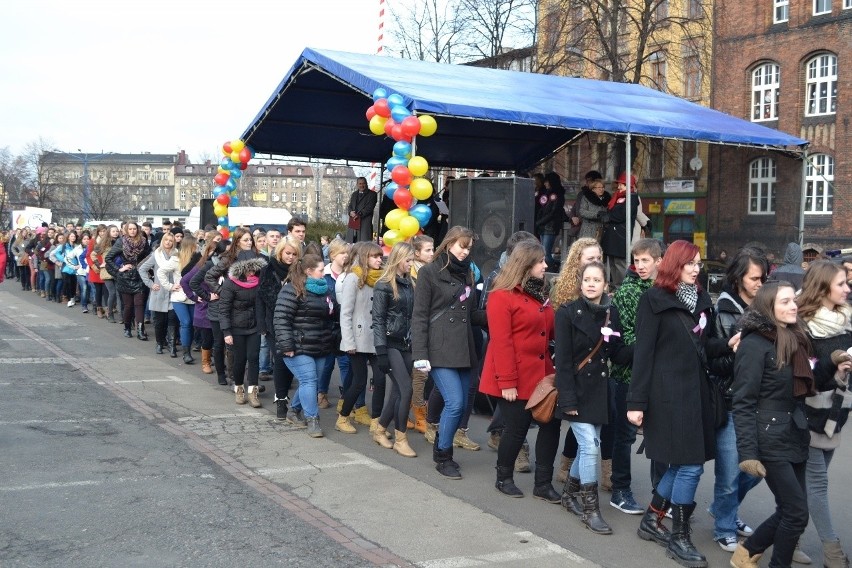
[86,166,127,220]
[0,148,28,228]
[388,0,469,62]
[458,0,536,61]
[21,138,63,209]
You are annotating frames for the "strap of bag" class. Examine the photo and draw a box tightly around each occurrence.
[577,309,610,371]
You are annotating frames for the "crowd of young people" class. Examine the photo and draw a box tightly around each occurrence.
[3,207,851,568]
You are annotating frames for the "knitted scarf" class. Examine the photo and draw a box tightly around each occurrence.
[229,274,259,289]
[807,305,852,339]
[522,276,548,304]
[758,326,816,398]
[306,277,328,295]
[121,235,147,262]
[675,282,698,313]
[351,265,382,288]
[607,189,627,211]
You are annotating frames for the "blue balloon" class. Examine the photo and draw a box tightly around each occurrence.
[220,157,234,170]
[390,105,410,123]
[393,141,412,158]
[217,216,228,225]
[384,182,399,200]
[230,168,242,179]
[386,156,407,171]
[225,178,237,191]
[372,88,388,102]
[410,204,432,227]
[387,93,404,107]
[229,196,240,207]
[213,185,227,196]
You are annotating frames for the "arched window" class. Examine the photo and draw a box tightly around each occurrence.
[805,54,837,116]
[748,158,776,214]
[751,63,780,121]
[805,154,834,213]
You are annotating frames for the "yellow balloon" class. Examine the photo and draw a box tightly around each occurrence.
[383,229,400,246]
[217,166,228,174]
[230,150,241,163]
[398,215,420,238]
[369,115,387,135]
[385,208,407,231]
[213,203,228,217]
[231,139,245,153]
[410,178,433,201]
[418,115,437,137]
[408,156,429,177]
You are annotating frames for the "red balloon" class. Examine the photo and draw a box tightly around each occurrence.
[366,106,376,120]
[391,165,413,187]
[239,161,248,171]
[391,124,411,142]
[374,98,391,118]
[401,116,421,137]
[393,188,414,210]
[223,141,232,154]
[214,172,230,186]
[239,147,251,163]
[219,227,230,239]
[381,244,392,256]
[383,117,396,137]
[216,193,230,206]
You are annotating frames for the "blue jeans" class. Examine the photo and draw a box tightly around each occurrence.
[657,464,704,505]
[710,411,762,540]
[569,422,603,484]
[430,367,470,451]
[171,302,194,347]
[319,353,351,396]
[541,233,557,265]
[259,334,271,374]
[38,269,50,293]
[285,354,329,419]
[76,275,90,308]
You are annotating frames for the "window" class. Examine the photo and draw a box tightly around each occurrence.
[648,139,665,178]
[186,166,193,173]
[277,167,283,175]
[570,6,585,43]
[845,0,851,8]
[654,0,669,21]
[137,170,150,181]
[813,0,831,14]
[774,0,789,22]
[806,54,837,116]
[262,179,268,188]
[180,179,188,186]
[271,179,277,188]
[684,54,701,99]
[191,179,198,187]
[206,167,211,174]
[301,192,307,203]
[257,166,265,173]
[297,168,303,175]
[688,0,703,18]
[272,192,279,202]
[649,53,667,92]
[748,158,776,214]
[156,171,169,181]
[292,192,298,202]
[805,154,834,213]
[326,167,334,174]
[180,191,186,200]
[681,141,698,177]
[752,63,780,121]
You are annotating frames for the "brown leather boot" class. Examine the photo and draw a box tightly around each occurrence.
[412,404,428,433]
[372,423,393,448]
[393,430,417,457]
[200,349,213,374]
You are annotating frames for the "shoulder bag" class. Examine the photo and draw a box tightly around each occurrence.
[675,310,728,428]
[526,373,557,423]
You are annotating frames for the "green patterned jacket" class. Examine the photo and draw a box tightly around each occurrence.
[611,270,654,384]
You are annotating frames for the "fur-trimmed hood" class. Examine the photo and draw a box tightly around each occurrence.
[228,256,267,280]
[739,308,776,337]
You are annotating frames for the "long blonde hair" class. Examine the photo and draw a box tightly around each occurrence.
[550,238,602,308]
[178,235,197,270]
[491,240,546,293]
[379,242,414,300]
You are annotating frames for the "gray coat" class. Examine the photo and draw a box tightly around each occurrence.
[337,272,376,354]
[138,250,173,313]
[577,191,607,240]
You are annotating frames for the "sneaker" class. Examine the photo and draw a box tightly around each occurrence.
[286,407,307,428]
[67,299,76,307]
[275,398,288,421]
[487,430,501,451]
[452,428,481,451]
[610,490,644,514]
[81,307,89,313]
[792,543,812,565]
[306,417,323,438]
[735,518,754,537]
[716,536,739,552]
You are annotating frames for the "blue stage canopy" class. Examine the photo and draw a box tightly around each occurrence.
[242,48,808,171]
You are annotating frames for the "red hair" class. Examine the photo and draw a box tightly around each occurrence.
[655,240,702,293]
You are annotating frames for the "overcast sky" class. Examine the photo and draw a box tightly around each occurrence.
[1,0,383,161]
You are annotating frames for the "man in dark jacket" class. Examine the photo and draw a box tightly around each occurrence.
[600,172,639,288]
[346,177,377,243]
[768,242,806,289]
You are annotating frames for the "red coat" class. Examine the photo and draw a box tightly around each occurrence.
[86,242,103,284]
[479,287,555,401]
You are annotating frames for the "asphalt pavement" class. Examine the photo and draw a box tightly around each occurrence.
[1,283,849,567]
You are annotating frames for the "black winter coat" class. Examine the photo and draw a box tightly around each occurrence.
[218,257,266,336]
[732,310,810,464]
[257,257,291,337]
[708,290,749,409]
[535,189,565,235]
[104,238,151,295]
[273,282,338,357]
[627,286,731,464]
[600,193,639,260]
[373,275,414,354]
[556,298,632,425]
[203,256,239,322]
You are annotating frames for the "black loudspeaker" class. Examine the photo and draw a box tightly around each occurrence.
[448,177,536,276]
[199,199,216,231]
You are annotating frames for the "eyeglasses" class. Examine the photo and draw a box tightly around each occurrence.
[685,261,704,269]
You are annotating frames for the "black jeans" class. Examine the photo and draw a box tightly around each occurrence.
[371,357,386,419]
[198,327,213,350]
[744,460,808,568]
[121,291,145,329]
[268,333,295,401]
[496,398,561,475]
[611,380,639,491]
[341,353,374,417]
[152,311,169,346]
[378,349,413,432]
[210,319,227,382]
[231,332,260,387]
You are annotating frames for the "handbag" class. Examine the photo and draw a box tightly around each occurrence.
[99,266,113,280]
[525,373,557,423]
[347,215,361,230]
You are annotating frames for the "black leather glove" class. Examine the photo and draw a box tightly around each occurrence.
[376,353,391,374]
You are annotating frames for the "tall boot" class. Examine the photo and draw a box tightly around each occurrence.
[495,465,523,497]
[561,476,583,516]
[638,492,671,546]
[200,349,213,374]
[579,482,612,535]
[433,437,462,480]
[167,328,178,358]
[532,465,561,503]
[182,345,194,364]
[136,322,148,341]
[666,503,707,568]
[123,321,132,338]
[225,347,235,386]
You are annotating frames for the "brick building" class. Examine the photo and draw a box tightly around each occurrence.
[709,0,852,256]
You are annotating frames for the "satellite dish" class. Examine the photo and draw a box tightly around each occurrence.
[689,157,703,172]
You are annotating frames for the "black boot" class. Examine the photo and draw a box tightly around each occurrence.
[167,329,178,358]
[665,503,706,568]
[136,323,148,341]
[155,343,163,355]
[182,346,194,364]
[561,476,583,516]
[532,465,561,503]
[433,436,462,480]
[495,465,523,497]
[124,323,132,338]
[638,492,671,546]
[579,482,612,535]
